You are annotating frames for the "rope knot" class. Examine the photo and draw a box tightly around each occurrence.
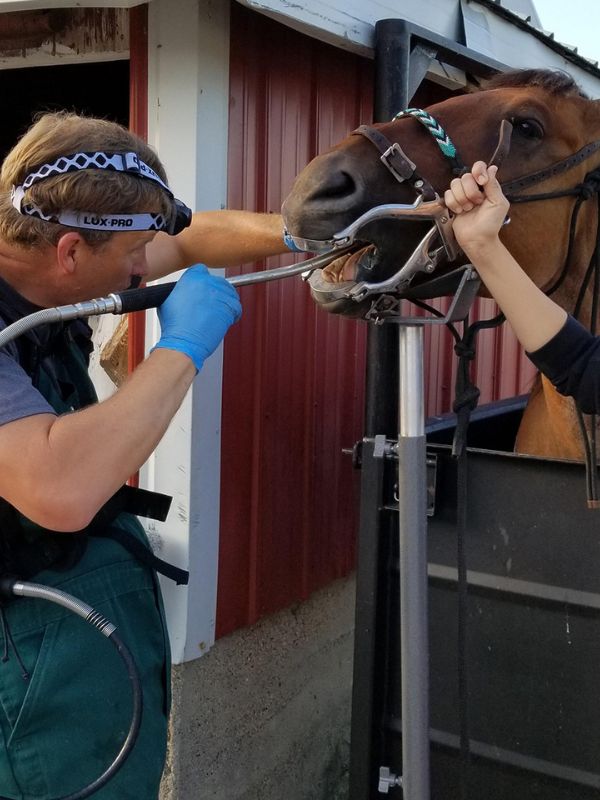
[454,341,476,360]
[577,170,600,199]
[453,385,481,414]
[578,182,597,200]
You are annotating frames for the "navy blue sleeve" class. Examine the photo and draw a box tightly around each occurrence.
[527,315,600,414]
[0,319,56,426]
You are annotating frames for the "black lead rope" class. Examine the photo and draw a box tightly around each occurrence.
[408,298,505,798]
[450,312,505,800]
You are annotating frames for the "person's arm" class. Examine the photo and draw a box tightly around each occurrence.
[0,266,240,532]
[443,162,568,353]
[0,350,195,531]
[146,210,290,279]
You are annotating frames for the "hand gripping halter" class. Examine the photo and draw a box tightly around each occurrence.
[11,150,193,235]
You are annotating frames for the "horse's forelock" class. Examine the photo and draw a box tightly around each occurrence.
[481,69,588,99]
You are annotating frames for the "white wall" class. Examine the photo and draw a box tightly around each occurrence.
[143,0,232,664]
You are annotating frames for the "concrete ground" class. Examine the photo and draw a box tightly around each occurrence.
[161,574,355,800]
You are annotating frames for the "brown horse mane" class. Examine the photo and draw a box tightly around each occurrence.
[479,67,589,99]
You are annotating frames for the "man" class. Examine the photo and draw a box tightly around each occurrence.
[0,111,290,799]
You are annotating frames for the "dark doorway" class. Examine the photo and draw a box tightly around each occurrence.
[0,59,129,161]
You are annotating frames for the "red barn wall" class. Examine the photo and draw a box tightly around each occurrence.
[217,4,537,637]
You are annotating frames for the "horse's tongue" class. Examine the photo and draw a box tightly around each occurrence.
[321,248,369,283]
[342,250,367,281]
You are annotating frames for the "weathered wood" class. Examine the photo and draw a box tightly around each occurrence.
[0,7,128,59]
[100,315,129,388]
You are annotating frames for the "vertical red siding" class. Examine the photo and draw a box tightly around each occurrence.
[217,5,537,637]
[128,3,148,372]
[218,6,371,636]
[127,3,148,488]
[128,3,148,376]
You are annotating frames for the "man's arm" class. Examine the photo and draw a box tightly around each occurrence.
[0,349,196,532]
[0,265,240,532]
[146,210,289,279]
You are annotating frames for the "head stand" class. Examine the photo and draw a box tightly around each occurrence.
[284,103,509,799]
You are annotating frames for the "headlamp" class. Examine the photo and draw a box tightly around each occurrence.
[11,150,192,236]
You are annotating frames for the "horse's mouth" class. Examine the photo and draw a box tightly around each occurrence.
[321,244,373,283]
[304,218,442,317]
[307,244,383,317]
[307,236,468,317]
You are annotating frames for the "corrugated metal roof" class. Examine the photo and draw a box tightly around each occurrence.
[471,0,600,73]
[239,0,600,84]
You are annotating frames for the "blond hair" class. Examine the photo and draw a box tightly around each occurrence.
[0,112,173,248]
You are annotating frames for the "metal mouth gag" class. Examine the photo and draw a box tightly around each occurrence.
[286,195,461,304]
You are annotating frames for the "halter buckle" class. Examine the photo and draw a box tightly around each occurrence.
[380,142,417,183]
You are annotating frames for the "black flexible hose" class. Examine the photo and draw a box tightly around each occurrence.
[0,578,143,800]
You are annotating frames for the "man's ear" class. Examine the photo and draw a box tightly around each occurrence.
[55,232,86,276]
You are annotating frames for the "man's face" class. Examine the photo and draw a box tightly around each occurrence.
[75,230,156,299]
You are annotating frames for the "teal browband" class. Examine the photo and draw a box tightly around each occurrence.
[393,108,466,176]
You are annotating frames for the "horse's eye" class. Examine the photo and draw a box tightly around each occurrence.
[512,117,544,140]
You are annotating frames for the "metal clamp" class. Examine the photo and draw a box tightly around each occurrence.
[333,196,459,260]
[286,196,459,266]
[363,265,481,325]
[346,227,444,302]
[378,766,402,794]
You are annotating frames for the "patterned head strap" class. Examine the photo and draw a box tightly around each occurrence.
[11,150,192,235]
[393,108,466,177]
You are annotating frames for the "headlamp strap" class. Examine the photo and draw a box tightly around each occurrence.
[11,150,192,235]
[20,151,173,196]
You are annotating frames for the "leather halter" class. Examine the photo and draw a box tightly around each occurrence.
[352,107,469,202]
[502,139,600,196]
[353,124,438,200]
[346,113,513,300]
[355,109,600,507]
[355,110,600,214]
[353,111,600,294]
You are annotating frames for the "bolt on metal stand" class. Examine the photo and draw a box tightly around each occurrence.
[374,267,480,800]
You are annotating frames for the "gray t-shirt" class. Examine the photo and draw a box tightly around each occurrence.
[0,316,56,427]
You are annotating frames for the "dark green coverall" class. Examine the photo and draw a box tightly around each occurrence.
[0,317,170,799]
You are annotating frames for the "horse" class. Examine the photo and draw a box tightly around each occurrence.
[281,69,600,464]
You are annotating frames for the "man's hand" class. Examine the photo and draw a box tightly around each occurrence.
[153,264,242,371]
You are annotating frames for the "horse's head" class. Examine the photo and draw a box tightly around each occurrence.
[282,69,600,320]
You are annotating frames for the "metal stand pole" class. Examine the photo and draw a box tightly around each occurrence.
[355,269,479,800]
[397,324,430,800]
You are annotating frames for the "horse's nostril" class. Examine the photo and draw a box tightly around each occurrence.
[311,170,356,202]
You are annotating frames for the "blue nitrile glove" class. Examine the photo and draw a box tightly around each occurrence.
[153,264,242,371]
